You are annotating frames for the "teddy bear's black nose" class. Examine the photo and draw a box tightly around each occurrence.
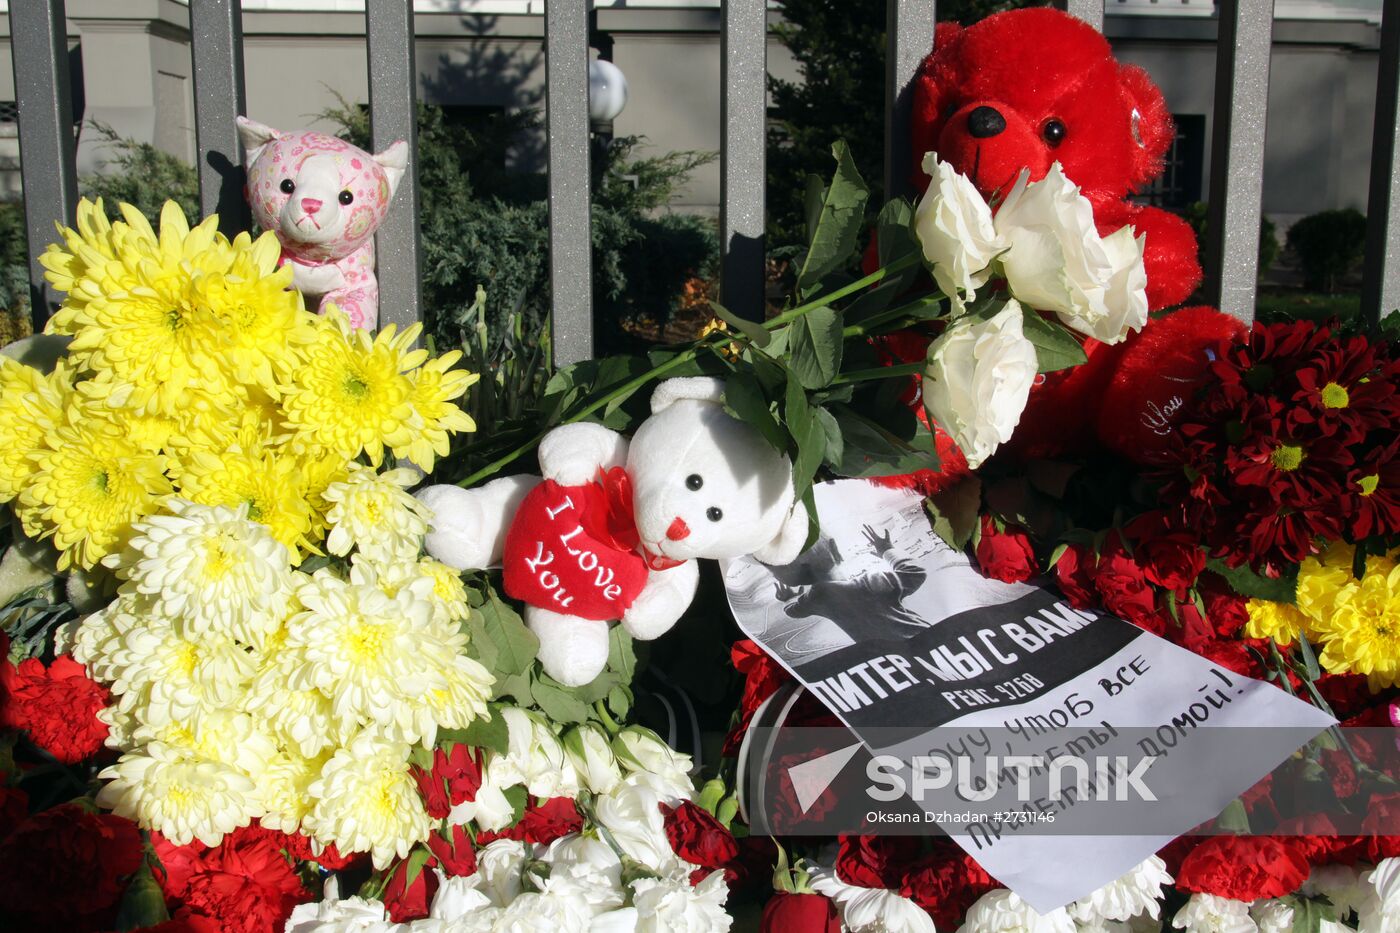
[967,106,1007,139]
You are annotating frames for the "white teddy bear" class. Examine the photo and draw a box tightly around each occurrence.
[417,377,810,686]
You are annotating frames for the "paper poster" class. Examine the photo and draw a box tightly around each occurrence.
[723,480,1336,912]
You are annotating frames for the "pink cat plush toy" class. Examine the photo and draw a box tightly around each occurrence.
[237,116,408,330]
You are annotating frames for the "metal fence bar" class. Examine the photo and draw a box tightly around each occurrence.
[366,0,424,333]
[885,0,936,203]
[720,0,767,321]
[1202,0,1275,322]
[1363,0,1400,322]
[190,0,250,236]
[546,0,594,367]
[11,0,77,327]
[1057,0,1103,31]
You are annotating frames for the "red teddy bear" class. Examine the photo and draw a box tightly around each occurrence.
[889,8,1245,480]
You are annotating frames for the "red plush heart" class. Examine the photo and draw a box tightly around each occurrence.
[502,477,651,622]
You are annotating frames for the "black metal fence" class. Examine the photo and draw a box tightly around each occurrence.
[10,0,1400,367]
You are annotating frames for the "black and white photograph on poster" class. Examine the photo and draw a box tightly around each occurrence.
[723,480,1339,913]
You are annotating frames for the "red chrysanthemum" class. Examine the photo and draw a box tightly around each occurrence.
[0,654,111,763]
[0,803,143,933]
[1346,439,1400,539]
[1226,399,1353,504]
[1290,336,1393,443]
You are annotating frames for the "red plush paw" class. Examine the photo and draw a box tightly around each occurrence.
[1096,305,1247,464]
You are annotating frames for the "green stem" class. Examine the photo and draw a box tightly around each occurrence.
[830,362,924,385]
[457,252,927,488]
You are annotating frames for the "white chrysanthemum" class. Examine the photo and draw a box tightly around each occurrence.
[70,594,146,684]
[96,741,261,846]
[322,465,431,562]
[245,653,338,758]
[632,870,732,933]
[1171,894,1258,933]
[1069,856,1171,925]
[1249,899,1294,933]
[287,570,466,744]
[487,707,581,800]
[1359,857,1400,933]
[303,732,432,869]
[103,620,256,727]
[104,499,293,645]
[258,748,327,834]
[808,863,935,933]
[351,554,470,623]
[130,707,277,776]
[957,889,1075,933]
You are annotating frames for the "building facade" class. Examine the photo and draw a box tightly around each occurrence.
[0,0,1386,229]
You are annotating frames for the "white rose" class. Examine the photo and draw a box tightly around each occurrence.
[564,724,624,795]
[631,871,732,933]
[914,151,1002,313]
[1068,856,1171,925]
[994,163,1149,345]
[488,708,581,799]
[957,889,1075,933]
[922,301,1039,468]
[612,727,694,801]
[807,863,935,933]
[593,779,680,874]
[1171,894,1258,933]
[447,765,517,833]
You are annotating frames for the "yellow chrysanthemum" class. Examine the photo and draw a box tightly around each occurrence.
[47,201,244,416]
[1311,559,1400,689]
[418,557,471,622]
[303,732,432,869]
[104,500,294,646]
[394,349,478,471]
[1244,598,1309,646]
[39,197,122,302]
[174,446,322,561]
[322,465,431,562]
[280,308,423,465]
[18,411,172,570]
[96,741,261,847]
[1296,541,1358,625]
[0,357,70,502]
[352,556,470,623]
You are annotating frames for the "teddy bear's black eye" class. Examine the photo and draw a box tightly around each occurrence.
[942,101,959,122]
[338,190,354,205]
[1042,119,1067,147]
[706,507,723,522]
[279,178,295,194]
[686,474,703,491]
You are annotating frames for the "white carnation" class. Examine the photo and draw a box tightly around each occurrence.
[593,777,682,874]
[631,870,732,933]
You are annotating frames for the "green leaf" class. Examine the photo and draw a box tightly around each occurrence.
[813,405,844,468]
[707,300,770,348]
[723,372,787,453]
[1296,636,1323,682]
[803,173,826,244]
[479,591,539,676]
[607,684,632,718]
[492,669,533,704]
[796,140,870,294]
[114,858,169,931]
[926,477,983,551]
[530,673,594,723]
[608,627,637,683]
[1285,896,1337,933]
[830,406,940,478]
[502,784,529,825]
[399,845,434,890]
[448,710,510,754]
[1206,558,1298,603]
[1018,309,1089,373]
[788,306,844,390]
[785,380,825,498]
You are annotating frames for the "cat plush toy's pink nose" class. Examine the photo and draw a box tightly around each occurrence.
[666,517,690,541]
[301,198,323,215]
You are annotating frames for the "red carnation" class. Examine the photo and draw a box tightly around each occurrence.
[760,892,841,932]
[0,803,144,932]
[661,801,739,869]
[902,844,999,930]
[280,832,365,872]
[0,784,27,841]
[0,654,111,763]
[1053,544,1098,609]
[479,797,582,846]
[1092,533,1157,628]
[835,835,919,890]
[1199,585,1249,639]
[724,640,792,756]
[975,516,1037,584]
[172,825,312,933]
[1175,836,1308,901]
